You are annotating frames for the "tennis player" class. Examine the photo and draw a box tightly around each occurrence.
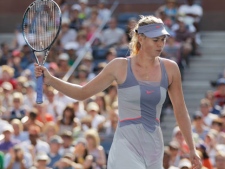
[35,15,202,169]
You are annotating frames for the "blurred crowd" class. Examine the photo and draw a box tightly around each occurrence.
[1,0,224,169]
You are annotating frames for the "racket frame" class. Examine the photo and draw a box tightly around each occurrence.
[22,0,62,104]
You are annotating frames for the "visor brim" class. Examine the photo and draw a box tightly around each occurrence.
[143,29,170,38]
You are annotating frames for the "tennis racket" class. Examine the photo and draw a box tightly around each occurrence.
[22,0,61,104]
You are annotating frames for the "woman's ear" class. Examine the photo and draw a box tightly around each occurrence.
[138,34,145,45]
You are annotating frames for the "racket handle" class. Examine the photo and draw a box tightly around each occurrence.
[36,75,43,104]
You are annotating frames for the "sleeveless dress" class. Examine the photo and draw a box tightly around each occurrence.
[107,57,169,169]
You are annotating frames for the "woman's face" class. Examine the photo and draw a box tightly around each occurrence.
[64,110,71,118]
[12,124,20,134]
[75,142,85,152]
[86,136,96,147]
[46,126,56,135]
[140,35,166,57]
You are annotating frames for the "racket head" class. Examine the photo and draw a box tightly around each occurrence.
[22,0,62,52]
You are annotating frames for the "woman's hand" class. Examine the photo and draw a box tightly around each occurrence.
[34,63,52,85]
[189,150,202,169]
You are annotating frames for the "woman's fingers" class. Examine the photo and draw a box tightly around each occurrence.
[35,64,44,77]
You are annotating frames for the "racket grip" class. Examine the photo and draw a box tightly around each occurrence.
[36,75,44,104]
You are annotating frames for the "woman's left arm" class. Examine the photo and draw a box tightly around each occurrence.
[167,61,202,169]
[168,62,195,151]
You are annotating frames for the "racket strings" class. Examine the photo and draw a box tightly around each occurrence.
[23,0,60,51]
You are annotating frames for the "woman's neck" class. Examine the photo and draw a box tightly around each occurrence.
[135,53,158,68]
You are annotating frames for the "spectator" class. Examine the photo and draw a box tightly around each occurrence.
[0,65,17,89]
[211,117,223,133]
[45,86,62,121]
[11,25,26,50]
[125,17,137,42]
[64,41,79,66]
[20,44,35,70]
[23,81,36,110]
[55,53,70,79]
[73,138,90,167]
[20,125,50,155]
[11,119,29,142]
[0,125,20,154]
[54,153,83,169]
[55,0,69,19]
[76,30,92,59]
[101,109,118,136]
[35,103,54,124]
[42,122,59,143]
[81,52,95,80]
[82,7,102,29]
[1,82,14,118]
[72,99,87,121]
[55,91,74,112]
[57,104,79,135]
[59,131,74,155]
[22,108,44,132]
[58,18,77,48]
[168,140,180,167]
[163,147,171,169]
[97,0,111,23]
[73,64,90,86]
[213,78,225,109]
[4,145,33,169]
[196,144,213,169]
[86,102,105,130]
[11,50,23,78]
[100,17,125,47]
[0,43,11,66]
[9,92,26,121]
[94,92,108,118]
[70,4,83,31]
[85,129,106,169]
[32,152,51,169]
[192,111,209,141]
[47,135,63,168]
[214,151,225,169]
[178,158,192,169]
[105,47,117,63]
[204,131,217,166]
[173,18,194,67]
[104,83,118,110]
[199,99,218,127]
[156,0,178,24]
[78,0,91,20]
[178,0,203,33]
[15,76,27,94]
[172,126,189,156]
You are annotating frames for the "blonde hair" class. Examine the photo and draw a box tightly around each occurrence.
[85,129,100,148]
[1,65,14,77]
[43,121,59,134]
[12,92,24,103]
[129,15,163,56]
[11,119,23,131]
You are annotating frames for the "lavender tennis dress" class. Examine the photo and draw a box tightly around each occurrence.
[107,57,169,169]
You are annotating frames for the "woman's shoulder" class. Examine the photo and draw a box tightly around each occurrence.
[110,57,128,64]
[105,57,128,70]
[160,57,179,70]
